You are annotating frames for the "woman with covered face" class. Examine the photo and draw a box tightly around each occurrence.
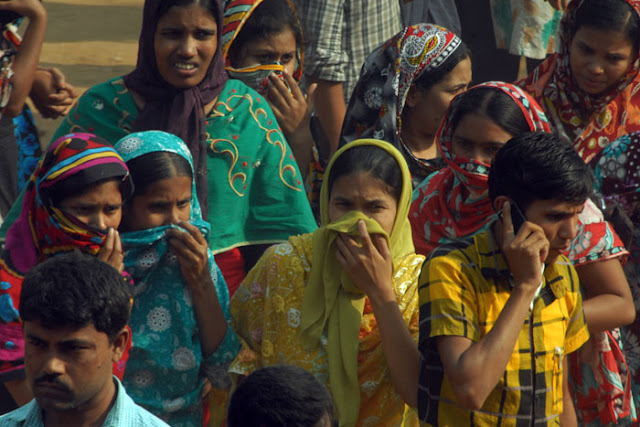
[46,0,317,295]
[229,139,425,426]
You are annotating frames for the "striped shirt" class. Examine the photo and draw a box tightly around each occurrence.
[0,376,168,426]
[418,229,589,426]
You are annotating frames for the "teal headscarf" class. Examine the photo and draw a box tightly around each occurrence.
[114,131,239,425]
[115,130,205,229]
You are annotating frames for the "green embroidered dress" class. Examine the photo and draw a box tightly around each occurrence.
[51,78,317,253]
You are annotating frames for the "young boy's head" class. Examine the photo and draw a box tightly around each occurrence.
[488,132,594,263]
[228,365,334,427]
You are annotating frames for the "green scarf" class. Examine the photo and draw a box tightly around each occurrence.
[300,139,414,426]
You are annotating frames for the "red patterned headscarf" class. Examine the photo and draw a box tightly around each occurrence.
[341,24,465,185]
[1,133,132,277]
[518,0,640,165]
[0,133,133,380]
[409,82,550,256]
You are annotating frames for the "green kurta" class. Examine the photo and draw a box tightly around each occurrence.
[45,77,317,252]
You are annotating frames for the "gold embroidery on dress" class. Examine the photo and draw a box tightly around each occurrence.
[208,93,301,195]
[112,79,132,133]
[208,130,248,197]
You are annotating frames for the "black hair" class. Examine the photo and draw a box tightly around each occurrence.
[488,132,594,210]
[0,11,21,28]
[126,151,192,195]
[156,0,219,22]
[0,0,41,28]
[413,40,470,92]
[448,86,531,137]
[327,145,403,202]
[228,365,334,427]
[574,0,640,50]
[49,176,128,208]
[20,250,132,343]
[228,0,302,69]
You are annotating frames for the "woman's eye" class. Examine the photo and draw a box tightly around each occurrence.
[28,339,46,349]
[257,55,275,64]
[160,30,181,39]
[579,44,593,55]
[454,140,472,152]
[195,30,214,40]
[448,85,467,95]
[280,54,294,64]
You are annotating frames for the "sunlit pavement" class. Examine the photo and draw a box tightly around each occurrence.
[30,0,143,144]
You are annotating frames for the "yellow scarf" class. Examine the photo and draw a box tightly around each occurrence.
[300,139,414,426]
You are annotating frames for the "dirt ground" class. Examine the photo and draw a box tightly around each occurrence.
[29,0,144,144]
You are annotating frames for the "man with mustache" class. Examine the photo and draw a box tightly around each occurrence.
[0,251,167,426]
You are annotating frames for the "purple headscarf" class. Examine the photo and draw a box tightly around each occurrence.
[124,0,228,220]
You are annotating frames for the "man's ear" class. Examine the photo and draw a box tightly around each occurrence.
[111,326,130,363]
[493,195,510,212]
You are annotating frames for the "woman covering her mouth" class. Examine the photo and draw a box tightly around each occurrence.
[410,82,636,424]
[9,0,318,295]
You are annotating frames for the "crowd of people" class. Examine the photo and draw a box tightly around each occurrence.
[0,0,638,425]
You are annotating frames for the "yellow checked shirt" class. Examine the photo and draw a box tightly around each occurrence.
[417,229,589,426]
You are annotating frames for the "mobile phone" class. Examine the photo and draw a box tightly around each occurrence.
[510,200,527,234]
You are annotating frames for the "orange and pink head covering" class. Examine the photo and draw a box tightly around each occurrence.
[341,23,467,185]
[409,82,550,256]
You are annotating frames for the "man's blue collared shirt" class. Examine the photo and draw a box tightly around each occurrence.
[0,376,168,426]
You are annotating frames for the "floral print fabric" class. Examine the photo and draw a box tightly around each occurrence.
[116,131,240,426]
[490,0,562,59]
[518,0,640,165]
[229,233,424,426]
[594,132,640,415]
[340,24,461,186]
[409,82,550,257]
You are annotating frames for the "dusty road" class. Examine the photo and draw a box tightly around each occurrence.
[31,0,143,143]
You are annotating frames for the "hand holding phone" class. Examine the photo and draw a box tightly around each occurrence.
[510,200,527,234]
[501,200,548,294]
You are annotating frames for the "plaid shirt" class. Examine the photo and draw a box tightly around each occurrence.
[293,0,402,103]
[418,228,589,426]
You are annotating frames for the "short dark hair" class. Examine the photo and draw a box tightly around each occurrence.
[448,86,531,137]
[327,144,403,202]
[20,251,132,343]
[228,365,334,427]
[126,151,192,195]
[413,41,470,93]
[488,132,594,210]
[574,0,640,50]
[228,0,302,69]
